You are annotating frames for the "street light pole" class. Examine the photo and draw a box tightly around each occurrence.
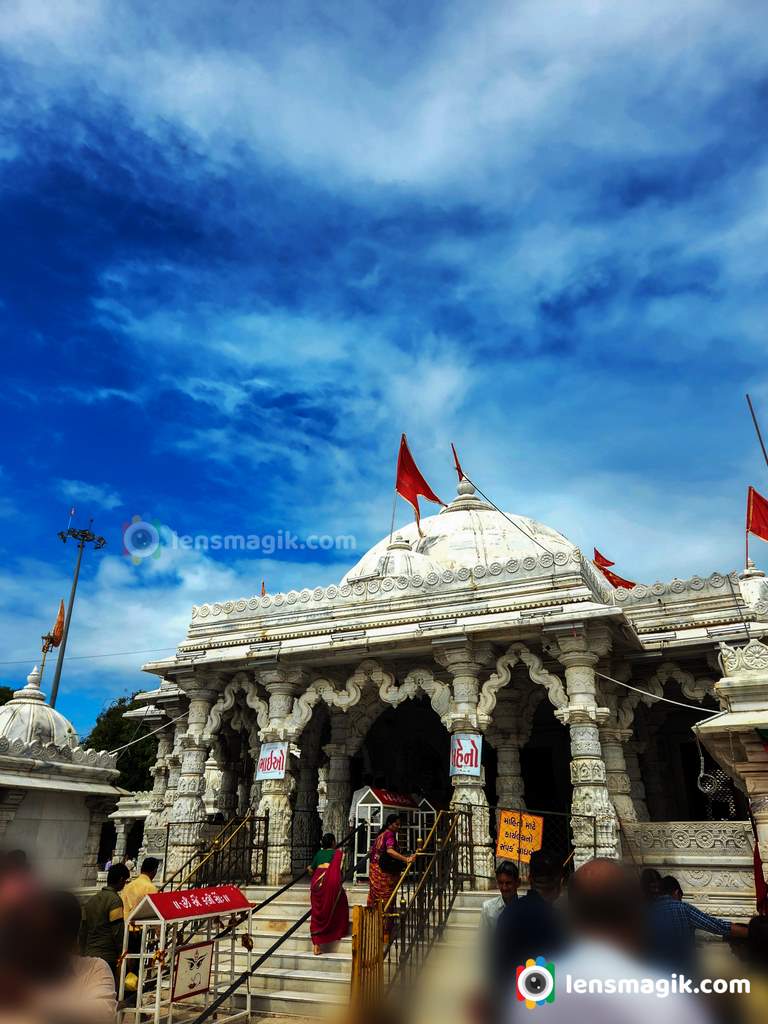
[49,520,106,708]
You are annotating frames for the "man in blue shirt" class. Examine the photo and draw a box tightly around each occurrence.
[649,874,747,974]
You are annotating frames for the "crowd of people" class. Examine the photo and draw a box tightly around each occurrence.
[0,850,160,1023]
[483,854,766,1022]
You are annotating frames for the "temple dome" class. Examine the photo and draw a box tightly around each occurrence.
[342,480,576,581]
[343,534,444,583]
[0,666,79,749]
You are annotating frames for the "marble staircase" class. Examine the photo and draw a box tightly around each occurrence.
[215,883,489,1020]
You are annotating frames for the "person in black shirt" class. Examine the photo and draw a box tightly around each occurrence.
[493,850,566,999]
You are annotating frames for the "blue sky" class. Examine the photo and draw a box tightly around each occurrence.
[2,0,768,735]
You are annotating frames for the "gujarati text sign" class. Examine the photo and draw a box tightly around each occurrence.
[256,741,288,780]
[495,810,544,863]
[449,733,482,776]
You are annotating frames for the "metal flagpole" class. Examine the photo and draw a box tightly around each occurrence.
[389,436,402,544]
[746,394,768,471]
[49,518,106,708]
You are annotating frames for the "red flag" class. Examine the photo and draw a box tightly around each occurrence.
[396,434,445,531]
[451,443,465,483]
[593,550,635,589]
[747,486,768,543]
[50,599,65,647]
[598,566,637,589]
[593,548,615,569]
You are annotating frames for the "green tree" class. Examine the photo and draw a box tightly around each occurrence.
[84,695,159,793]
[0,686,13,706]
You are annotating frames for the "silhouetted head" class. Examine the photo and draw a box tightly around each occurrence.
[661,874,683,900]
[107,863,130,891]
[141,857,160,880]
[528,850,562,901]
[569,858,645,953]
[640,867,662,901]
[384,814,401,832]
[321,833,336,849]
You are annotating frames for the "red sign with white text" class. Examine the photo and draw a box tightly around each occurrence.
[149,885,251,921]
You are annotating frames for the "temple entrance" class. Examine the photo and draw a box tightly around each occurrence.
[351,696,452,808]
[519,698,570,814]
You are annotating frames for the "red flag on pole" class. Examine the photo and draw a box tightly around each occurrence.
[747,486,768,543]
[592,549,636,589]
[396,434,445,532]
[593,548,615,569]
[451,443,465,483]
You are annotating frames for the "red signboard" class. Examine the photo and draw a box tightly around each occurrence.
[370,788,418,809]
[149,885,251,921]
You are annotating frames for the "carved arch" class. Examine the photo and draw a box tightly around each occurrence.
[479,643,567,728]
[203,672,269,742]
[646,661,715,705]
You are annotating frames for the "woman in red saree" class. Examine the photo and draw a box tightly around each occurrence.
[309,833,349,956]
[367,815,416,937]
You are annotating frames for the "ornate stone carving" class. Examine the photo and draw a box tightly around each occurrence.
[719,638,768,675]
[480,642,567,728]
[646,661,715,704]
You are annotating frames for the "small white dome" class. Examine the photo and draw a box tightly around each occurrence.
[0,666,78,749]
[343,480,576,580]
[342,535,444,584]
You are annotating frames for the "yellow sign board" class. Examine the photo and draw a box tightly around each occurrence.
[495,810,544,863]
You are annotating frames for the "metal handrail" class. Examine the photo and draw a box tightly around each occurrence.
[189,823,368,1024]
[177,813,255,888]
[382,809,445,915]
[161,814,241,891]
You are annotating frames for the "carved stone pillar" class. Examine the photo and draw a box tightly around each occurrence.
[551,631,619,864]
[113,819,129,862]
[599,727,636,824]
[624,741,650,821]
[169,683,217,872]
[322,742,352,842]
[495,737,526,813]
[256,667,307,884]
[143,727,173,865]
[435,639,495,888]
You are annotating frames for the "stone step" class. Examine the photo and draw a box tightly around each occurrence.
[242,966,350,997]
[246,928,352,952]
[228,948,352,974]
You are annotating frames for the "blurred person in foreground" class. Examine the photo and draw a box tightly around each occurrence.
[649,873,747,976]
[508,859,709,1024]
[33,891,116,1024]
[120,858,159,919]
[493,850,565,995]
[80,864,130,983]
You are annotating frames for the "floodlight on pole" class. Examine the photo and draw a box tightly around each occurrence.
[49,520,106,708]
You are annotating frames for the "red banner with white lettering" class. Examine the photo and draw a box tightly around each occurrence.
[149,885,251,921]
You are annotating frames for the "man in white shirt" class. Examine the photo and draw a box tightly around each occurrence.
[481,861,520,939]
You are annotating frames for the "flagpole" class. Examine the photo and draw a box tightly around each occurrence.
[49,520,106,709]
[747,394,768,471]
[389,435,403,544]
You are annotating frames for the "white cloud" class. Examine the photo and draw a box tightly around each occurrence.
[57,479,124,511]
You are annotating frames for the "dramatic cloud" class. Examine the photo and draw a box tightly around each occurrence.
[1,0,767,728]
